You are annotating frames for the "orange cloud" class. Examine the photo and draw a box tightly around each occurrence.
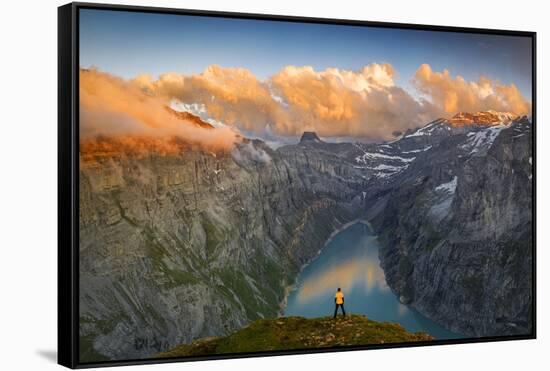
[270,64,428,140]
[133,65,286,135]
[86,64,531,146]
[413,63,531,116]
[80,69,238,153]
[134,64,430,141]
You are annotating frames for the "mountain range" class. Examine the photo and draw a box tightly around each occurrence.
[79,111,533,361]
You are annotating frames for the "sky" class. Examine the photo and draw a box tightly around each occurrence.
[79,8,533,145]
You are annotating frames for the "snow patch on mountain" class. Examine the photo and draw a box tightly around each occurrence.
[170,100,228,128]
[462,125,507,155]
[354,148,416,164]
[401,146,432,154]
[404,119,448,138]
[435,176,458,194]
[370,164,408,171]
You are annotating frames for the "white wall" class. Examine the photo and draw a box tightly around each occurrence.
[0,0,546,369]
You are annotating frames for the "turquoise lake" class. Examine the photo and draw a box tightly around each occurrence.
[284,222,464,340]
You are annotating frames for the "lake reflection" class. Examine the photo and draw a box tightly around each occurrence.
[284,222,464,340]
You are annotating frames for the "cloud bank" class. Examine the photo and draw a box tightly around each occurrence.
[82,63,531,147]
[413,63,531,117]
[132,63,434,141]
[80,69,238,153]
[269,64,431,140]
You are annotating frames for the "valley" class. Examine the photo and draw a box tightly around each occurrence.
[79,111,533,361]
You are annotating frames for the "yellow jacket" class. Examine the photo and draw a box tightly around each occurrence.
[335,291,344,305]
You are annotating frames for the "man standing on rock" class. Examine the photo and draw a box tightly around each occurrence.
[334,288,346,318]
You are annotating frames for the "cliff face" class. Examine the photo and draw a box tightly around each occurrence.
[79,138,365,361]
[370,118,533,337]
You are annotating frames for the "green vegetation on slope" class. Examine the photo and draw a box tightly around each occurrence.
[156,315,433,358]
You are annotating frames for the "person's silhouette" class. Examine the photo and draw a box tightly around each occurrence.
[334,288,346,318]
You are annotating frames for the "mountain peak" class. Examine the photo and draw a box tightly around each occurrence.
[300,131,323,144]
[164,106,214,129]
[448,111,517,126]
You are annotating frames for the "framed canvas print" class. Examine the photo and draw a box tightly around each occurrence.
[58,2,536,368]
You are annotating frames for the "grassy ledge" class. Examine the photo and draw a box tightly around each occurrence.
[156,314,433,358]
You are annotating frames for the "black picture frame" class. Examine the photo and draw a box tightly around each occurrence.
[58,2,537,368]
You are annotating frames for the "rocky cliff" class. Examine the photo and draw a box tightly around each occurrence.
[367,117,533,337]
[79,137,365,361]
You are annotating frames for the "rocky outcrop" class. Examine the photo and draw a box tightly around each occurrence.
[300,131,323,143]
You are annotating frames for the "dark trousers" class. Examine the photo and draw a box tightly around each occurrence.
[334,303,346,318]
